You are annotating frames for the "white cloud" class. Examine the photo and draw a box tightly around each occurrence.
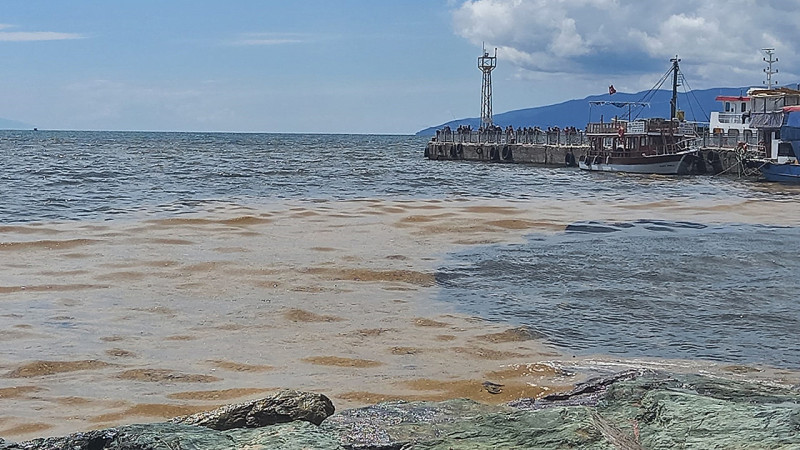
[0,24,84,42]
[229,32,308,46]
[452,0,800,90]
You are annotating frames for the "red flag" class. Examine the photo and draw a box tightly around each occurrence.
[608,84,617,95]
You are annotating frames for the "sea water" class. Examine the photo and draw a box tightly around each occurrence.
[3,130,800,366]
[2,130,800,438]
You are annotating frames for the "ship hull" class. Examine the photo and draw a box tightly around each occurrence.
[760,162,800,182]
[579,151,696,175]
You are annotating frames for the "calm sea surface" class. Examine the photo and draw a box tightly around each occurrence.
[2,130,800,369]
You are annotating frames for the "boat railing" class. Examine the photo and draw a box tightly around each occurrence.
[432,126,759,150]
[696,129,759,149]
[710,111,748,126]
[432,129,587,146]
[585,122,625,134]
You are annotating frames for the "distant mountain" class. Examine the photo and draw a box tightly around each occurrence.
[416,87,752,136]
[0,117,33,130]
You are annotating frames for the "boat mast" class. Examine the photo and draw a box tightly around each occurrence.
[670,56,680,120]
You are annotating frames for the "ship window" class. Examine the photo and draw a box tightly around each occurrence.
[778,142,796,157]
[725,101,731,112]
[740,102,747,112]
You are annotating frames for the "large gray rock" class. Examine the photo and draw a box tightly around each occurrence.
[3,374,800,449]
[169,389,335,430]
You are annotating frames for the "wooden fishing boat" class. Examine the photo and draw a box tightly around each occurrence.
[580,57,700,175]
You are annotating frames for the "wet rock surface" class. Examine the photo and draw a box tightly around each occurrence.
[168,389,335,429]
[3,373,800,449]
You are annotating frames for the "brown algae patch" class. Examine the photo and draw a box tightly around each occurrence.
[117,369,221,383]
[451,346,526,360]
[413,318,449,328]
[0,423,54,437]
[283,308,343,323]
[302,356,383,368]
[390,347,422,355]
[147,238,194,245]
[0,239,98,251]
[52,396,94,406]
[130,305,176,316]
[336,391,407,404]
[7,360,113,378]
[164,335,197,341]
[167,387,274,401]
[95,271,147,281]
[485,219,539,230]
[311,268,435,286]
[90,404,207,423]
[105,348,138,358]
[462,205,521,215]
[0,284,108,294]
[399,378,560,404]
[0,386,42,399]
[485,363,570,380]
[206,360,273,372]
[219,215,271,226]
[476,326,545,343]
[339,375,565,406]
[352,328,396,337]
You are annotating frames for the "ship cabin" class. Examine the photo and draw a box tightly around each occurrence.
[748,87,800,162]
[584,118,697,158]
[709,95,751,134]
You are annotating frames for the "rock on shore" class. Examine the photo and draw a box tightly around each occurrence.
[2,372,799,449]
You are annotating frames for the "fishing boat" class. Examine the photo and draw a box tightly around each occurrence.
[579,118,699,174]
[745,87,800,182]
[579,57,700,175]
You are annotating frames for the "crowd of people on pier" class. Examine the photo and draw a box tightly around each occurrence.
[435,123,584,145]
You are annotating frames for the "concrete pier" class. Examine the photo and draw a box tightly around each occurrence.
[424,128,761,177]
[424,140,586,166]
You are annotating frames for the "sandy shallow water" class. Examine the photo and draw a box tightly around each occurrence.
[1,196,799,441]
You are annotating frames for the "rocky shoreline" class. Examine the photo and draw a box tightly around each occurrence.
[3,370,799,449]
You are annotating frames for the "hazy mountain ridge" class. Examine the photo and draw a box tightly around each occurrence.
[0,117,33,130]
[416,86,752,136]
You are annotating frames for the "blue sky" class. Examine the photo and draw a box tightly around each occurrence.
[1,1,799,133]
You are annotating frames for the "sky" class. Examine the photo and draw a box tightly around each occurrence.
[1,0,799,134]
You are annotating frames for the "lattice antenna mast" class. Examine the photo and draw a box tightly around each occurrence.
[478,45,497,127]
[762,48,778,89]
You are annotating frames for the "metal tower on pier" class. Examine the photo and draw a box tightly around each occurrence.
[762,48,778,89]
[478,46,497,127]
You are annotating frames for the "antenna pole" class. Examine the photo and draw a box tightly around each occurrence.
[478,44,497,127]
[762,48,778,89]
